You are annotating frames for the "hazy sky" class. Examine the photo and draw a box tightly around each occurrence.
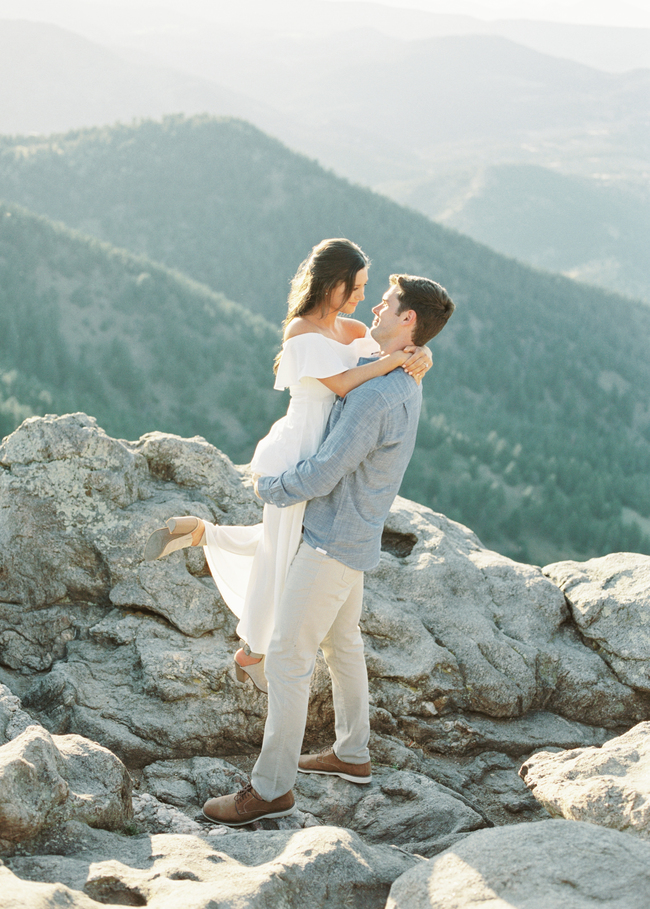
[64,0,650,29]
[325,0,650,27]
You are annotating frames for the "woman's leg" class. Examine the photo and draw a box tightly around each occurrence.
[235,502,305,656]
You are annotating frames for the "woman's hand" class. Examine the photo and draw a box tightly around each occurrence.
[401,346,433,384]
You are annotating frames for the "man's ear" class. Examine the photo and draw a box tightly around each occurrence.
[400,309,417,327]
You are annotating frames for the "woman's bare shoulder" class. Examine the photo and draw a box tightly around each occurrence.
[284,317,321,340]
[341,318,369,340]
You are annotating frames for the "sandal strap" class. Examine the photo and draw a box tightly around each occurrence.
[242,642,264,659]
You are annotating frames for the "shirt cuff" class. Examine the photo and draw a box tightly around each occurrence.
[256,475,287,507]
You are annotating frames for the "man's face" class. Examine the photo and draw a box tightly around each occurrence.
[370,285,405,345]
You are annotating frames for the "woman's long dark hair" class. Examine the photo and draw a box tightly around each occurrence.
[275,238,369,372]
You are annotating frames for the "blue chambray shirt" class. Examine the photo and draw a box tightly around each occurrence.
[256,361,422,571]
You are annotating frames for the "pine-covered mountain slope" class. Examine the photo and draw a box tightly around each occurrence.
[0,115,484,323]
[390,163,650,305]
[0,202,283,459]
[1,116,650,563]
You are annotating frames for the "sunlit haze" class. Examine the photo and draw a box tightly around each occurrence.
[324,0,650,27]
[18,0,650,28]
[2,0,649,33]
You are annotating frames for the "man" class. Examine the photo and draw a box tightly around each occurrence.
[203,274,455,825]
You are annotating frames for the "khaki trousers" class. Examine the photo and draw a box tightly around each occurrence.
[251,542,370,801]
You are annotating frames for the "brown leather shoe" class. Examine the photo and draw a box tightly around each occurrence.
[202,783,296,826]
[298,746,372,784]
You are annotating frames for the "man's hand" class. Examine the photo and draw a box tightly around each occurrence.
[253,474,262,498]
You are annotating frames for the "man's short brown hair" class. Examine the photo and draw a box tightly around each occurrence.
[391,274,455,346]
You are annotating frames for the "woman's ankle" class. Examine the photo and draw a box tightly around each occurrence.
[191,519,205,547]
[235,647,263,667]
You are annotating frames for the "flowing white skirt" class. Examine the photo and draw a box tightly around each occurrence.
[202,379,336,654]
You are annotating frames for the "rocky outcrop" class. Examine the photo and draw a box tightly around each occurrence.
[386,819,650,908]
[140,754,486,857]
[363,507,645,742]
[1,414,644,771]
[544,553,650,692]
[0,725,132,854]
[2,412,650,905]
[519,721,650,838]
[4,822,420,909]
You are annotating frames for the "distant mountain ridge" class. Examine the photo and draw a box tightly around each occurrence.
[1,115,649,564]
[224,30,649,185]
[1,18,645,185]
[2,0,649,72]
[0,19,280,137]
[1,12,647,309]
[392,164,650,304]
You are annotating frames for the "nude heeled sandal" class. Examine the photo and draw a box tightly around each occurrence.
[234,646,268,694]
[143,516,206,561]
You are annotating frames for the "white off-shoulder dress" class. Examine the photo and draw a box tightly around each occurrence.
[202,329,379,653]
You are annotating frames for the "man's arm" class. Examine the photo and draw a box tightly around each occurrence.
[256,387,387,508]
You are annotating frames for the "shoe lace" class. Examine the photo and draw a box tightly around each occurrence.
[234,783,254,804]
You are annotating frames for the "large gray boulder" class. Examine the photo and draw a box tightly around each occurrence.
[365,501,645,739]
[544,553,650,692]
[1,413,644,770]
[0,725,132,854]
[5,822,420,909]
[0,413,256,643]
[519,721,650,838]
[386,818,650,908]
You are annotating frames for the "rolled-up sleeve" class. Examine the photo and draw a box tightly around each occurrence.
[256,388,386,508]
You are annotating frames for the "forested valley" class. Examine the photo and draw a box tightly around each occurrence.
[1,115,650,564]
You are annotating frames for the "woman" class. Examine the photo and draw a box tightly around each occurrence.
[144,239,431,692]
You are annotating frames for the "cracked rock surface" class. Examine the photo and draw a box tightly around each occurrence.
[544,553,650,693]
[520,721,650,839]
[1,414,642,767]
[2,413,650,906]
[386,819,650,908]
[4,823,420,909]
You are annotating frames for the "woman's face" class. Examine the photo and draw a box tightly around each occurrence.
[329,267,368,315]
